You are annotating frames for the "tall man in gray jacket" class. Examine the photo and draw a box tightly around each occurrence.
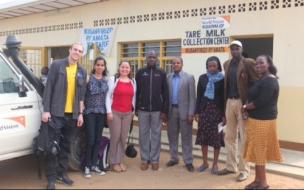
[42,43,87,190]
[166,57,196,172]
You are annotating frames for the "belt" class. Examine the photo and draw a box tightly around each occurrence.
[172,104,179,108]
[228,96,240,99]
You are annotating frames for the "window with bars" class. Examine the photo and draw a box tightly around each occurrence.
[20,48,44,77]
[120,39,181,76]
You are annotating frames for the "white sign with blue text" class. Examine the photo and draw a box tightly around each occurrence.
[81,27,116,56]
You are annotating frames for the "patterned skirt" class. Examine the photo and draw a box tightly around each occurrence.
[195,101,224,148]
[243,118,282,166]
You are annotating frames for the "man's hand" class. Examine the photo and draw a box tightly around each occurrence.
[107,113,114,123]
[222,117,226,126]
[161,113,167,123]
[194,114,200,123]
[187,115,194,125]
[77,114,84,127]
[42,112,51,123]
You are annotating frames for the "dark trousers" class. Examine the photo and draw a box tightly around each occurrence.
[84,113,105,167]
[46,114,76,182]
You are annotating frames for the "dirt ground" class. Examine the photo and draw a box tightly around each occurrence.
[0,151,303,189]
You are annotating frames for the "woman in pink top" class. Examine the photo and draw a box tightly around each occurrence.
[106,61,136,172]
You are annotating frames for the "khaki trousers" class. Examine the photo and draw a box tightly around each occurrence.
[108,111,133,165]
[224,99,250,175]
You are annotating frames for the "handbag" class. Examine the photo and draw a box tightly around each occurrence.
[125,120,137,158]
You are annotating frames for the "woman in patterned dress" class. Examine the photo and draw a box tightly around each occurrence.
[195,56,225,174]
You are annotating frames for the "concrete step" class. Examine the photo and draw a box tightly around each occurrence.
[103,127,304,180]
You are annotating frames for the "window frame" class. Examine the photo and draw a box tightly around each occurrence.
[119,39,181,75]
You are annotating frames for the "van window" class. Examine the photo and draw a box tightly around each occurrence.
[0,56,19,94]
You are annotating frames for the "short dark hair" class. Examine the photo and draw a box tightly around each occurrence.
[91,56,108,76]
[41,66,49,75]
[206,56,222,72]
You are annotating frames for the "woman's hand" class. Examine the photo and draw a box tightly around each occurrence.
[107,113,114,123]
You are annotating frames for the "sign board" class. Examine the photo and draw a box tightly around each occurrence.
[81,27,116,56]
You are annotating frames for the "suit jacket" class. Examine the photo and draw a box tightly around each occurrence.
[167,71,196,120]
[223,57,258,103]
[43,58,87,119]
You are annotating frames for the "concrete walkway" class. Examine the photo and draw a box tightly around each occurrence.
[103,126,304,180]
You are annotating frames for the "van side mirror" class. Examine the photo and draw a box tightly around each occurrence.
[18,75,27,97]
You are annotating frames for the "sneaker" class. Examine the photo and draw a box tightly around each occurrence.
[237,172,248,182]
[84,167,92,178]
[56,173,74,186]
[91,166,106,176]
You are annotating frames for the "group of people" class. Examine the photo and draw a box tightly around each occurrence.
[41,40,282,190]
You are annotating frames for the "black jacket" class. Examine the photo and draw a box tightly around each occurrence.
[195,74,225,114]
[248,75,279,120]
[135,66,169,113]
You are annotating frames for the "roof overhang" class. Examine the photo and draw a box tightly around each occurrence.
[0,0,105,20]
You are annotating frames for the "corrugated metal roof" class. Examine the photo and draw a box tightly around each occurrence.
[0,0,104,20]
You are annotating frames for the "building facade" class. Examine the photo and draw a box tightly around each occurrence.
[0,0,304,150]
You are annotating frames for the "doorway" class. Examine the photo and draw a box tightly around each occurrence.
[233,36,273,59]
[47,46,70,65]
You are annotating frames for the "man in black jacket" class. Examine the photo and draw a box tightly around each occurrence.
[42,43,87,189]
[135,50,168,171]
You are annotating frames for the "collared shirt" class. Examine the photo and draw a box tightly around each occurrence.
[227,60,239,98]
[171,73,180,105]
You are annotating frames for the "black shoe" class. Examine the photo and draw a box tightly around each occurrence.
[166,160,178,167]
[56,173,74,186]
[185,164,194,172]
[47,181,56,190]
[217,168,236,176]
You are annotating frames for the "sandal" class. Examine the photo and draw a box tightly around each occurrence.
[211,167,219,175]
[245,181,259,190]
[197,164,209,173]
[112,164,122,172]
[120,163,127,172]
[252,184,269,190]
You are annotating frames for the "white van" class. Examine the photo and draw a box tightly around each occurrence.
[0,36,83,170]
[0,50,42,161]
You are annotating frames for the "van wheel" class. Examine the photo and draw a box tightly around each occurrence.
[68,127,86,171]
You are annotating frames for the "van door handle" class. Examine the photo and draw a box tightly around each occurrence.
[11,105,33,110]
